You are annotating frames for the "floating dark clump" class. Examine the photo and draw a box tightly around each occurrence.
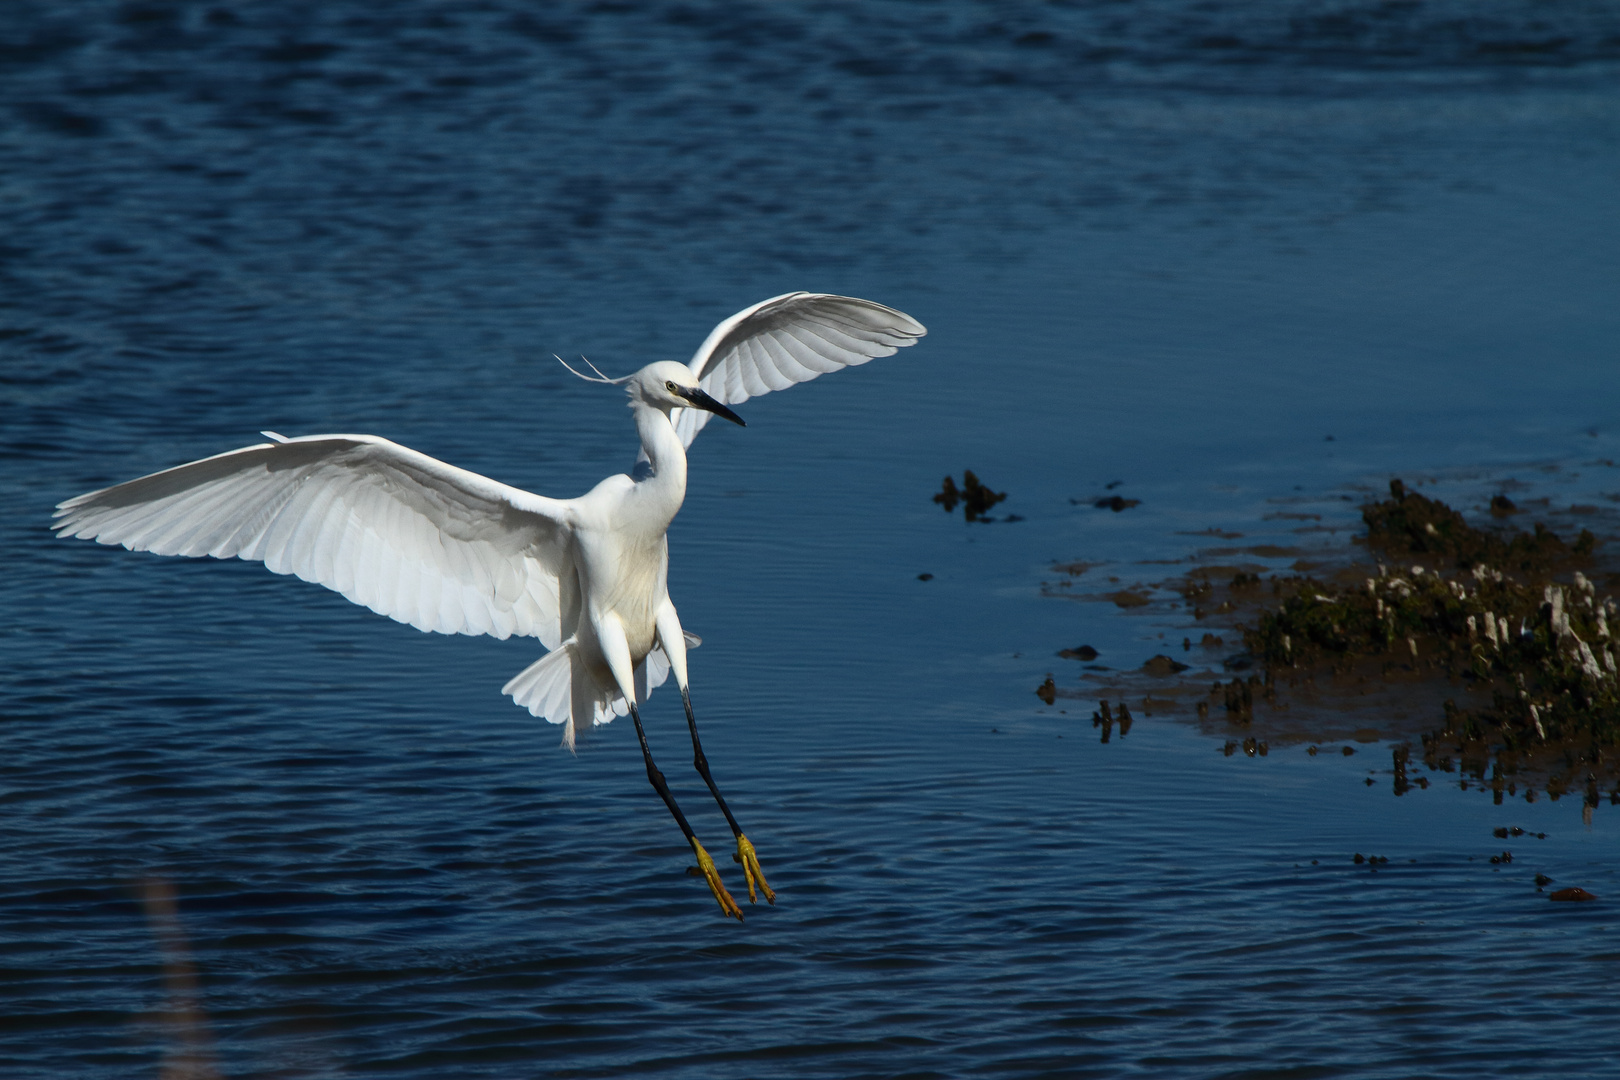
[934,470,1007,522]
[1245,482,1620,752]
[1058,645,1099,661]
[1550,886,1597,902]
[1095,495,1140,512]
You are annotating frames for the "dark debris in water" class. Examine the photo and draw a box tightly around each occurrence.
[1221,737,1267,757]
[1549,887,1597,902]
[934,470,1008,522]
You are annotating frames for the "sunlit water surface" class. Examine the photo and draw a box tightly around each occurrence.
[4,3,1620,1077]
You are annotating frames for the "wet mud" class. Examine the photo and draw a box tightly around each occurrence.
[1039,477,1620,812]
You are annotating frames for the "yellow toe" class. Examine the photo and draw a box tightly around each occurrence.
[691,838,743,921]
[736,834,776,905]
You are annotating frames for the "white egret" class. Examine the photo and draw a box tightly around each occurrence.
[53,292,926,919]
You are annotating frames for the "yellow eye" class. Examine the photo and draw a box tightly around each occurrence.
[665,380,678,392]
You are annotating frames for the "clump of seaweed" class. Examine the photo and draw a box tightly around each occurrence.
[934,470,1007,522]
[1364,479,1594,571]
[1246,479,1620,754]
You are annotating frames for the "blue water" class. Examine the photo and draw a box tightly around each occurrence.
[5,3,1620,1076]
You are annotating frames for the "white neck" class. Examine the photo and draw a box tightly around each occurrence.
[632,400,688,504]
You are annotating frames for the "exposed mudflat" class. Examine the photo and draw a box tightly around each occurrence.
[1040,470,1620,809]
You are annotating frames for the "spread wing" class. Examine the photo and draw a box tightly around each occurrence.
[53,433,579,648]
[670,292,926,449]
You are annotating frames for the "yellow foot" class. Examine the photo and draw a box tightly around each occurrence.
[690,838,743,921]
[733,834,776,905]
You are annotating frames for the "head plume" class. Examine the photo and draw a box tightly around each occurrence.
[554,354,630,385]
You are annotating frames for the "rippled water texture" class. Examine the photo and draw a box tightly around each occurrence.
[5,3,1620,1077]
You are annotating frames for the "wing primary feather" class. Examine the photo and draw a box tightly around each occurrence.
[378,498,415,629]
[738,338,773,398]
[773,327,845,376]
[751,334,802,391]
[327,487,364,595]
[185,476,272,557]
[353,488,390,615]
[297,479,348,588]
[237,480,302,563]
[793,320,883,362]
[261,474,321,575]
[290,475,345,563]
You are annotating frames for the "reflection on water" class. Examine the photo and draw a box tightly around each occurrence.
[5,2,1620,1077]
[138,879,222,1080]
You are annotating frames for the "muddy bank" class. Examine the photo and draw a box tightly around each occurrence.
[1039,476,1620,810]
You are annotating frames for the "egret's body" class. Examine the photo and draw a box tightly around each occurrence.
[54,292,926,918]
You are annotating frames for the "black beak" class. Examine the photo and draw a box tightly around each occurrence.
[676,385,746,427]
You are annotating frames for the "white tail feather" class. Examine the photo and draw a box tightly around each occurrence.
[502,643,584,748]
[502,635,698,751]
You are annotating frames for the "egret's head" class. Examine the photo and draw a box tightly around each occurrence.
[629,361,746,427]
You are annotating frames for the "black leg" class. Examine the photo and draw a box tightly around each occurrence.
[681,687,775,905]
[628,701,697,840]
[681,686,744,837]
[627,701,742,920]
